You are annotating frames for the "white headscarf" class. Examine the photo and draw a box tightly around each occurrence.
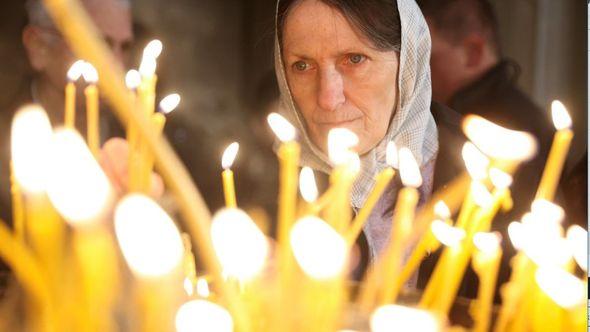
[274,0,438,209]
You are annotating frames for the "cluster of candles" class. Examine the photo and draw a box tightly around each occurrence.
[1,0,588,330]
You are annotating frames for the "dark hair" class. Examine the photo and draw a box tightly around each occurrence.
[417,0,500,54]
[277,0,401,52]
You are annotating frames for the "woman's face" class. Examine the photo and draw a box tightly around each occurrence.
[282,0,399,155]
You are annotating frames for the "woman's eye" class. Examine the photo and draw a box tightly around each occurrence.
[348,54,366,65]
[293,61,309,72]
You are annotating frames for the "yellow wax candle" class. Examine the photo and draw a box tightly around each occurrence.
[379,147,422,304]
[221,142,239,208]
[535,100,574,201]
[347,168,395,245]
[125,69,141,192]
[277,140,300,249]
[141,112,166,192]
[471,232,503,332]
[65,60,84,128]
[82,62,100,157]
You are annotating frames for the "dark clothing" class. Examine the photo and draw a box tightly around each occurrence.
[420,60,557,305]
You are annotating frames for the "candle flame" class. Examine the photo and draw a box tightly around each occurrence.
[530,199,565,224]
[143,39,163,59]
[67,60,85,81]
[489,168,513,189]
[471,181,494,208]
[46,129,114,225]
[125,69,141,90]
[462,142,489,181]
[535,267,585,309]
[114,194,184,277]
[183,277,194,296]
[434,201,451,219]
[196,277,210,298]
[520,213,571,268]
[211,208,269,281]
[463,115,538,161]
[139,56,157,78]
[551,100,572,130]
[328,128,359,166]
[507,221,524,250]
[267,112,296,142]
[290,216,347,279]
[82,62,98,83]
[175,300,233,332]
[11,104,53,193]
[566,225,587,272]
[221,142,239,170]
[159,93,181,114]
[430,220,465,247]
[299,167,318,203]
[385,141,399,168]
[473,232,502,254]
[398,147,422,188]
[370,305,439,332]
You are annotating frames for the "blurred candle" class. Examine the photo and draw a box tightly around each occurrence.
[125,69,142,191]
[471,232,502,332]
[299,166,319,213]
[566,225,587,272]
[371,305,439,332]
[65,59,84,128]
[82,62,100,157]
[536,100,574,200]
[221,142,239,208]
[175,299,233,332]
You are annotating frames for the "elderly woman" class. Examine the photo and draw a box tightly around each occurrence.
[274,0,440,263]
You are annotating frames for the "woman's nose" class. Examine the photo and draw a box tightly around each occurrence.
[317,68,345,112]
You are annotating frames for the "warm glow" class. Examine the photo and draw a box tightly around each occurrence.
[290,216,347,279]
[125,69,141,90]
[473,232,501,254]
[139,56,157,77]
[386,141,399,168]
[434,201,451,219]
[463,115,538,161]
[431,220,465,247]
[82,62,98,83]
[267,112,296,142]
[46,129,113,225]
[470,181,494,208]
[370,305,439,332]
[196,278,210,298]
[551,100,572,130]
[114,194,184,277]
[530,199,565,224]
[159,93,181,114]
[299,167,318,203]
[143,39,163,59]
[67,60,85,81]
[462,142,489,180]
[507,221,524,250]
[175,300,233,332]
[221,142,239,170]
[398,147,422,188]
[210,208,269,280]
[11,104,53,193]
[183,277,194,296]
[566,225,588,272]
[489,168,513,189]
[328,128,359,166]
[535,267,585,309]
[520,214,571,268]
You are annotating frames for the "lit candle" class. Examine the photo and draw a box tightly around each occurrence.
[471,232,503,332]
[65,59,84,128]
[379,147,422,304]
[175,299,233,332]
[566,225,588,272]
[346,141,397,245]
[221,142,239,208]
[536,100,574,201]
[455,142,489,230]
[125,69,141,191]
[114,194,185,332]
[299,166,319,216]
[370,305,440,332]
[82,62,100,157]
[138,40,162,116]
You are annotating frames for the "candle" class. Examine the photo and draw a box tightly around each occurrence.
[456,142,489,230]
[370,305,440,332]
[221,142,239,208]
[125,69,142,191]
[347,141,397,245]
[471,232,503,332]
[138,40,162,116]
[65,60,84,128]
[566,225,588,272]
[379,147,422,304]
[298,166,319,216]
[175,299,233,332]
[536,100,574,200]
[82,62,100,157]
